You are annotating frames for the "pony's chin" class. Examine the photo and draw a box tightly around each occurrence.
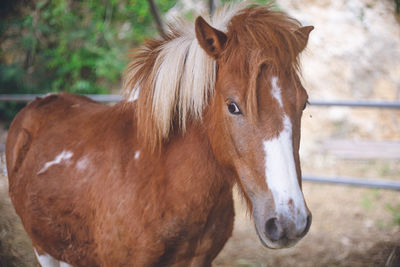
[254,224,299,249]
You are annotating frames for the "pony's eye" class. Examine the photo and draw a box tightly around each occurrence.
[227,102,241,115]
[302,101,309,110]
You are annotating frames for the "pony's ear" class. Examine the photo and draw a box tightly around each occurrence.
[294,26,314,53]
[195,16,227,59]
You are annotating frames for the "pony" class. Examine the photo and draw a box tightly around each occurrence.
[6,3,313,266]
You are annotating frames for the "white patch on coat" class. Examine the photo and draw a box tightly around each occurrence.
[76,156,89,171]
[34,249,72,267]
[271,76,283,107]
[134,151,140,160]
[38,150,73,174]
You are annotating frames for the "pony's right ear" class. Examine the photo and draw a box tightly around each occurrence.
[195,16,227,59]
[294,26,314,53]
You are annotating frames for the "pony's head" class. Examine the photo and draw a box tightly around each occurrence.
[123,3,313,249]
[196,6,313,248]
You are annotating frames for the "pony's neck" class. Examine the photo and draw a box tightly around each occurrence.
[156,121,236,206]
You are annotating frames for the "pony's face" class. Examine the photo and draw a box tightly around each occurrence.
[196,15,313,248]
[215,63,311,249]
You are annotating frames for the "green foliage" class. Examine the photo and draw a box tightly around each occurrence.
[360,190,379,210]
[221,0,276,8]
[0,0,175,120]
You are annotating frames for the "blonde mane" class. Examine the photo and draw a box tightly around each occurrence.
[123,2,248,150]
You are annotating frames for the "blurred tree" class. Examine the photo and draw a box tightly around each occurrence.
[0,0,175,120]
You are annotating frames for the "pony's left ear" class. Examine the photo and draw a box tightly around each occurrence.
[195,16,227,59]
[294,26,314,53]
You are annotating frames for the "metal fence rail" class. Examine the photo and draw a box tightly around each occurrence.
[309,100,400,109]
[303,175,400,190]
[0,94,123,102]
[1,94,400,109]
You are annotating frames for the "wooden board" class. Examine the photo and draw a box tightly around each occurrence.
[322,139,400,159]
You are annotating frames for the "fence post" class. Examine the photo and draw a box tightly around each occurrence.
[209,0,216,15]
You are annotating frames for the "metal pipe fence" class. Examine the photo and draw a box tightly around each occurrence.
[0,94,122,103]
[0,93,399,190]
[309,100,400,109]
[1,94,400,109]
[303,175,400,190]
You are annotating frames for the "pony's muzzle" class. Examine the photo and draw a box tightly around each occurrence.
[263,212,312,247]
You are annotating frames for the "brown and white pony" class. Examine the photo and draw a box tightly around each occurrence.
[6,3,313,266]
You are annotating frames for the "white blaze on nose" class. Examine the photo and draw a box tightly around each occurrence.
[263,77,307,229]
[263,116,306,218]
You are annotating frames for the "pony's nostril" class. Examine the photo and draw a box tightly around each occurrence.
[300,214,312,238]
[265,217,281,241]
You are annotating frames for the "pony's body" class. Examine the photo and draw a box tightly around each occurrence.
[7,93,234,266]
[7,3,314,266]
